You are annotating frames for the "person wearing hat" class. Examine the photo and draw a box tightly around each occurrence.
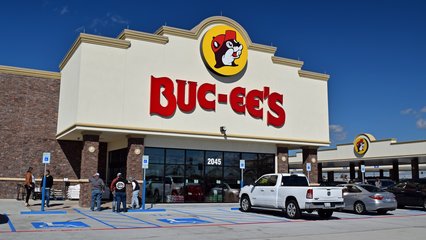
[89,172,105,211]
[114,174,129,212]
[110,172,121,212]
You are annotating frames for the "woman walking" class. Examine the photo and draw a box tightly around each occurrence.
[24,167,34,207]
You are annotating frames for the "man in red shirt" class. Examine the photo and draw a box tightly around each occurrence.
[110,173,121,212]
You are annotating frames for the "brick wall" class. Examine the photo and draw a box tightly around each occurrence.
[0,72,81,198]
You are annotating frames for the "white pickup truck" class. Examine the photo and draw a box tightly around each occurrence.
[239,173,344,219]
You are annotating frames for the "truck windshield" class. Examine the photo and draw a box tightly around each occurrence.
[282,175,309,186]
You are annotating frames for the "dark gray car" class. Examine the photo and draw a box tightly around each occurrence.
[339,184,397,214]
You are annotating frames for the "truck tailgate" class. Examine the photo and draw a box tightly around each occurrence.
[312,187,342,201]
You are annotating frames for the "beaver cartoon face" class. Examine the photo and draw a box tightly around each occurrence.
[211,30,243,68]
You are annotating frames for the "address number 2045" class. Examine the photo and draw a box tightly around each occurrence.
[207,158,222,166]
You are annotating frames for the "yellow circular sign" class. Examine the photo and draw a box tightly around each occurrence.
[354,136,369,155]
[201,25,248,76]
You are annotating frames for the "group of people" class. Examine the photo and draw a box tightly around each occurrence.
[23,167,53,207]
[24,166,141,212]
[89,172,141,212]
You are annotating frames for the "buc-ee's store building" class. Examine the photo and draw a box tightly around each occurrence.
[0,16,330,206]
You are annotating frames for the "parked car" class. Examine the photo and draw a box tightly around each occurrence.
[338,184,397,214]
[366,179,396,190]
[184,183,204,202]
[239,173,344,219]
[147,175,184,202]
[387,179,426,209]
[208,183,239,202]
[319,181,347,186]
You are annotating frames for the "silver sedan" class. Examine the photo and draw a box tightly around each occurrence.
[338,184,397,214]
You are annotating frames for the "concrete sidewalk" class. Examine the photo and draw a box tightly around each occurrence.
[0,198,239,214]
[1,198,81,214]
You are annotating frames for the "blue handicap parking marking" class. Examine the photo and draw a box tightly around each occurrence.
[173,208,287,224]
[171,209,237,224]
[32,221,89,229]
[158,218,211,225]
[73,209,160,229]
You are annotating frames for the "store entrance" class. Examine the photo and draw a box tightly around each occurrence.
[107,147,274,203]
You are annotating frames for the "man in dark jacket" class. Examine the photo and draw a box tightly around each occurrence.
[114,174,129,212]
[40,170,53,207]
[110,173,121,212]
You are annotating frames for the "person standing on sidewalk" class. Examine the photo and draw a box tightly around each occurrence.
[129,177,140,209]
[114,174,129,212]
[110,173,121,212]
[24,167,34,207]
[40,170,53,207]
[89,173,105,211]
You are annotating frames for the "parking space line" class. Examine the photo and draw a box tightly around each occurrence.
[217,209,289,222]
[183,208,287,224]
[4,213,16,232]
[170,209,238,224]
[73,209,117,229]
[117,213,161,227]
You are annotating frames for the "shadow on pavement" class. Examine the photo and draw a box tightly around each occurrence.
[0,214,9,224]
[240,208,340,221]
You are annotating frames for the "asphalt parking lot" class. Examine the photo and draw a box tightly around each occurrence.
[1,200,426,240]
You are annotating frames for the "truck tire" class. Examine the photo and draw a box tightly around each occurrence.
[240,195,252,212]
[285,200,301,219]
[354,201,366,214]
[318,209,333,219]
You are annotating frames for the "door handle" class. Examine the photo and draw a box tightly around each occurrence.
[270,190,275,192]
[260,189,264,192]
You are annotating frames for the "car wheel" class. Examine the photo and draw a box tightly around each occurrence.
[423,199,426,209]
[318,209,333,219]
[377,209,388,215]
[286,200,301,219]
[354,201,366,214]
[397,204,405,209]
[240,195,252,212]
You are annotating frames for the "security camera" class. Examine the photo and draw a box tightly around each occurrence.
[220,126,227,135]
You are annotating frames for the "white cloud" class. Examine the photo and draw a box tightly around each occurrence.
[329,124,347,141]
[400,108,416,115]
[60,6,69,15]
[421,106,426,113]
[416,118,426,129]
[85,13,129,34]
[74,26,85,33]
[330,124,344,133]
[109,14,129,25]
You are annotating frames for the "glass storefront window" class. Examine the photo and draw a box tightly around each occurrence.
[224,152,240,166]
[166,149,184,164]
[144,148,165,164]
[109,147,274,204]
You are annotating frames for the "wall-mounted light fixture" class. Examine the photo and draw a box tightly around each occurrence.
[88,146,96,153]
[220,126,227,135]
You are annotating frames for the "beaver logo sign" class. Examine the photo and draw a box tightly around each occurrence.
[353,134,373,156]
[201,25,248,76]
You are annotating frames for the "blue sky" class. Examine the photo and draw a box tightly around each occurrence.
[1,0,425,146]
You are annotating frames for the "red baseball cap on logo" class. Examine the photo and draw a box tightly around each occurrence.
[211,30,237,53]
